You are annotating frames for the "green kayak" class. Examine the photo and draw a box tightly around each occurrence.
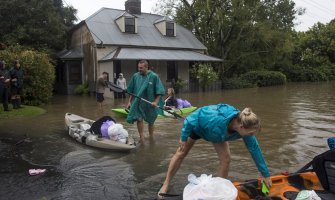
[111,106,197,118]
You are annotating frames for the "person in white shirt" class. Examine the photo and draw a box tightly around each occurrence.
[116,73,127,98]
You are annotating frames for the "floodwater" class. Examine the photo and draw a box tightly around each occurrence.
[0,81,334,200]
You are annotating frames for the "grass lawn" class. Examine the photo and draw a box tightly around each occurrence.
[0,105,46,119]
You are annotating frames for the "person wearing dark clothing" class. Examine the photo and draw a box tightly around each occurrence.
[164,88,178,110]
[9,60,24,109]
[0,61,10,111]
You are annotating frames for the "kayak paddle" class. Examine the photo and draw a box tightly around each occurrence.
[107,81,185,121]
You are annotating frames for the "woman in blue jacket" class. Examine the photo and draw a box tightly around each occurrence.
[158,104,272,198]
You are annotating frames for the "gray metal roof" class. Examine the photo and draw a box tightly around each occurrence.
[85,8,207,50]
[100,48,222,62]
[58,48,83,59]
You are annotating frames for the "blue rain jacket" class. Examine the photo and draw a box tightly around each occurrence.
[180,104,270,178]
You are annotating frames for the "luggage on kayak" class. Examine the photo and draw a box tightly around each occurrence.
[90,116,116,137]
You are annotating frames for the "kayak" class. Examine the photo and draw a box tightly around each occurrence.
[64,113,136,151]
[234,171,324,200]
[159,171,327,200]
[111,106,197,118]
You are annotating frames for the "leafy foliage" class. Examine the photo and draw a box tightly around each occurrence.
[190,63,218,90]
[240,71,287,86]
[0,0,77,53]
[74,82,90,95]
[222,78,255,89]
[0,45,55,105]
[155,0,298,78]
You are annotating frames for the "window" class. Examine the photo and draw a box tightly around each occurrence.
[166,22,174,36]
[125,17,135,33]
[167,61,177,82]
[68,61,82,84]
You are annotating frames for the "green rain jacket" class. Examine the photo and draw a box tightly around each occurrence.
[180,104,270,178]
[126,70,165,124]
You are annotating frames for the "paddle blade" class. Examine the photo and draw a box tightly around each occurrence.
[107,82,124,93]
[261,181,269,195]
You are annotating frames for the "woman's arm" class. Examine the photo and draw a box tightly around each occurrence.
[243,135,270,178]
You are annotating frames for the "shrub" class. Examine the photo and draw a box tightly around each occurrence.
[74,82,90,95]
[240,71,287,86]
[172,78,185,93]
[282,65,332,82]
[0,45,55,105]
[222,78,255,89]
[190,63,219,91]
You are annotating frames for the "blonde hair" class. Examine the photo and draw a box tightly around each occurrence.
[168,88,175,96]
[237,108,261,129]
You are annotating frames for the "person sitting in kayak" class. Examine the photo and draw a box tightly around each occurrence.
[158,104,272,199]
[164,88,178,110]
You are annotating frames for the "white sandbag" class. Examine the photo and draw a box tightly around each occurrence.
[107,124,129,144]
[183,174,237,200]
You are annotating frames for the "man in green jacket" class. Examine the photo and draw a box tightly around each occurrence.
[126,60,165,142]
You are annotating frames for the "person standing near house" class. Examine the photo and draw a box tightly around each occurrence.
[96,72,108,111]
[126,60,165,142]
[116,73,127,98]
[0,61,10,111]
[9,60,24,109]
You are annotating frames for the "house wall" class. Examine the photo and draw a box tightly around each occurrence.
[155,21,166,35]
[116,17,125,32]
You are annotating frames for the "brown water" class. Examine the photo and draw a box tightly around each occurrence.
[1,81,334,200]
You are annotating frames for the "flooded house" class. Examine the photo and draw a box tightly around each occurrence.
[56,0,221,97]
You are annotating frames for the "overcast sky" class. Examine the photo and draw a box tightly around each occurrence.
[64,0,335,32]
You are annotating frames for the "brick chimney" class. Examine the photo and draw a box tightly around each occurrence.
[125,0,141,15]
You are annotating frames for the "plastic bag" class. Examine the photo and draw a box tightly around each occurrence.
[100,120,115,138]
[295,190,321,200]
[183,174,237,200]
[108,124,128,143]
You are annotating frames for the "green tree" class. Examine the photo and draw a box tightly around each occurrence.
[0,0,77,52]
[286,20,335,81]
[155,0,299,78]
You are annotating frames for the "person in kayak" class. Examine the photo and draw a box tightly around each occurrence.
[158,104,272,199]
[126,60,165,142]
[164,88,178,110]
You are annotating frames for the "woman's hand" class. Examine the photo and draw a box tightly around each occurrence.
[263,177,272,188]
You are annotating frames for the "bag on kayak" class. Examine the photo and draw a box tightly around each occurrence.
[108,123,128,144]
[100,120,115,138]
[90,116,116,136]
[183,174,237,200]
[176,98,192,109]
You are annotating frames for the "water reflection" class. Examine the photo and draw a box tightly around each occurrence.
[0,81,334,199]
